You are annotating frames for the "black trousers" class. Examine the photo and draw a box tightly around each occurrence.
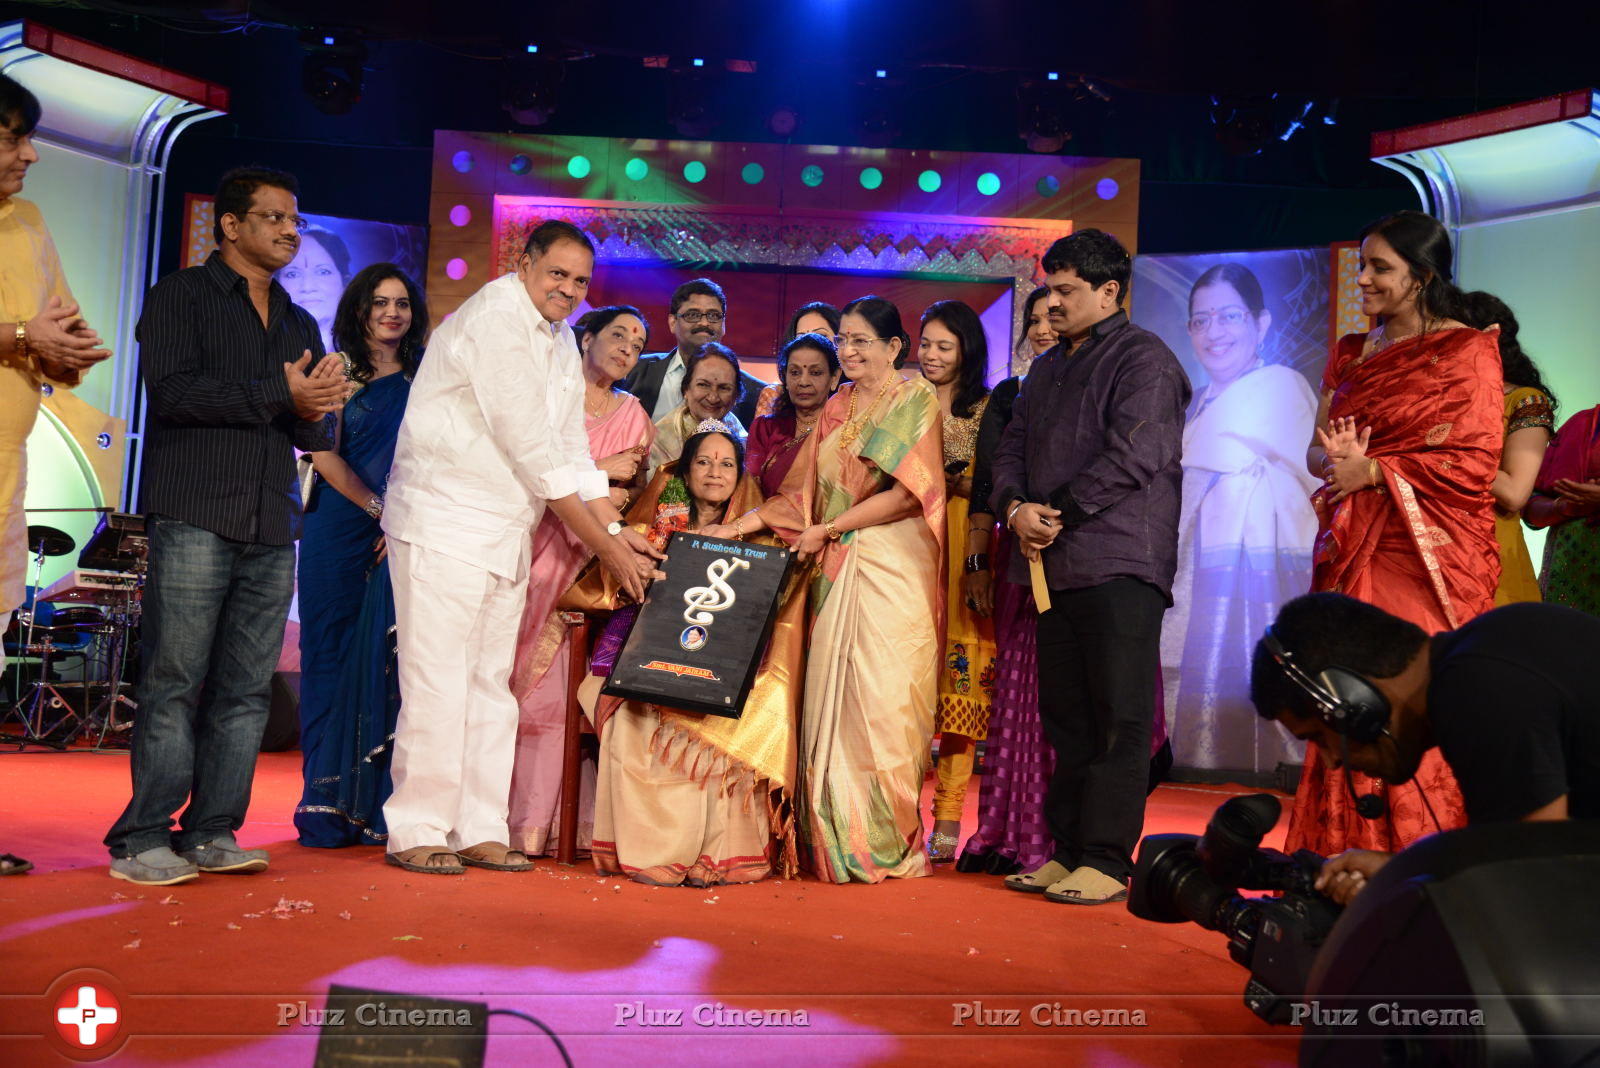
[1036,577,1166,882]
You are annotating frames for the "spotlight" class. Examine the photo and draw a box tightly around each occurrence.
[1209,94,1275,155]
[300,32,366,116]
[1209,94,1316,156]
[1279,99,1315,143]
[526,43,538,54]
[767,105,801,138]
[692,57,705,67]
[875,69,887,79]
[1047,71,1059,81]
[501,52,565,127]
[1016,78,1071,154]
[669,69,716,138]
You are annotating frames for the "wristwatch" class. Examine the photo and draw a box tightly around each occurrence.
[606,520,624,536]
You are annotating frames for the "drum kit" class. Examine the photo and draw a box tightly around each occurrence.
[2,511,146,751]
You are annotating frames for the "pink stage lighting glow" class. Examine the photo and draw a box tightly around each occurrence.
[446,258,469,281]
[449,204,471,227]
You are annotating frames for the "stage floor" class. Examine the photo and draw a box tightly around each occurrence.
[0,750,1300,1066]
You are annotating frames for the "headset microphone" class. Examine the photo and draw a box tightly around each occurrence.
[1340,732,1388,820]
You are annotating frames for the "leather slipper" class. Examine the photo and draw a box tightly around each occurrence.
[0,853,32,876]
[385,847,466,875]
[456,842,534,872]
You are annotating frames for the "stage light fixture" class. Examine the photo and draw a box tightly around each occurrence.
[567,155,592,179]
[767,105,800,138]
[741,162,765,185]
[875,69,887,79]
[859,167,883,190]
[300,32,366,116]
[1016,79,1070,154]
[1047,71,1059,81]
[682,160,707,184]
[625,157,650,181]
[976,171,1000,196]
[693,58,705,67]
[855,79,903,149]
[501,51,565,127]
[668,69,716,138]
[526,44,538,54]
[1209,93,1317,156]
[917,169,941,193]
[801,164,825,188]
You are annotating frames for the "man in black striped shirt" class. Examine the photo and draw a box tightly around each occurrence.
[105,167,345,886]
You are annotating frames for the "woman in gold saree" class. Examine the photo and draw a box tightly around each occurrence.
[586,423,805,886]
[706,295,946,883]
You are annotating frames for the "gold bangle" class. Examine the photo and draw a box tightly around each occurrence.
[732,515,746,539]
[13,320,26,366]
[825,520,841,541]
[1367,458,1380,487]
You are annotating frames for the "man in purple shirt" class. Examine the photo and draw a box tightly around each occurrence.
[992,229,1190,905]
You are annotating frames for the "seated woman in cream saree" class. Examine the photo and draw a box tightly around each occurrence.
[706,295,946,884]
[582,423,805,886]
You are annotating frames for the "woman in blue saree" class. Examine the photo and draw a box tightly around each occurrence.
[294,264,428,847]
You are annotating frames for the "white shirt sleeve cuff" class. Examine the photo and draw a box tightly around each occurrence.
[533,464,580,502]
[575,467,610,502]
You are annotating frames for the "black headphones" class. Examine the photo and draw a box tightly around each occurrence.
[1261,626,1391,744]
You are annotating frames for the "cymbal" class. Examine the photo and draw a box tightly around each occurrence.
[26,525,75,558]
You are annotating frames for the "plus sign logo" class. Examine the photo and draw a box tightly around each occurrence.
[54,983,122,1049]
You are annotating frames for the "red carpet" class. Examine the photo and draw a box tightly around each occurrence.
[0,750,1300,1066]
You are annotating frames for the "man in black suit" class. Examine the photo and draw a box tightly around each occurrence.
[623,278,767,428]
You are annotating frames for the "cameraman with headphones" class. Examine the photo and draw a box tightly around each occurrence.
[1249,592,1600,905]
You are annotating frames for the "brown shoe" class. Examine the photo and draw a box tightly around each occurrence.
[455,842,534,872]
[386,846,466,875]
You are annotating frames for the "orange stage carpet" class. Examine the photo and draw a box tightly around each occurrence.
[0,750,1300,1066]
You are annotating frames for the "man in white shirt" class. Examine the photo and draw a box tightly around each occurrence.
[380,220,660,874]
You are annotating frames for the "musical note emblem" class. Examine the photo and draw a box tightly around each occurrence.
[683,557,750,626]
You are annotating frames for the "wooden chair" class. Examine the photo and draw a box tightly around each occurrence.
[555,610,595,865]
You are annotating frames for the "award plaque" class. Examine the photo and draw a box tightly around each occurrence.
[601,531,794,718]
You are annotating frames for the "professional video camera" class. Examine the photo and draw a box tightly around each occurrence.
[1128,793,1341,1024]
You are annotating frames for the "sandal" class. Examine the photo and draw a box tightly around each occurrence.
[456,842,534,872]
[0,853,32,876]
[1043,867,1128,905]
[1003,859,1073,894]
[385,846,466,875]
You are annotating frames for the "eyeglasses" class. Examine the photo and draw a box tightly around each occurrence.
[836,334,887,351]
[676,309,725,325]
[244,210,310,233]
[1187,307,1252,333]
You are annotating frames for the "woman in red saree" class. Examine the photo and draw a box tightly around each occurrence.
[1289,211,1501,856]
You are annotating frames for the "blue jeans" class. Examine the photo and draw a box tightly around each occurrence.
[105,516,295,857]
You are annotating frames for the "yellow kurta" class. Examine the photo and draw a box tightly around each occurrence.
[936,395,996,738]
[0,196,78,614]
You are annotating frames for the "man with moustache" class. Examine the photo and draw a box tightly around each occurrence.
[379,220,662,875]
[105,166,345,885]
[992,229,1190,906]
[0,74,113,877]
[624,278,766,428]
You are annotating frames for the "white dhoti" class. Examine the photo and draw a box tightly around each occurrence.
[382,537,530,853]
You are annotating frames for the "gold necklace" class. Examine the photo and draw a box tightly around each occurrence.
[1370,316,1437,355]
[837,378,892,453]
[585,387,614,418]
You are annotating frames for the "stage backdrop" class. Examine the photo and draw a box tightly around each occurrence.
[426,132,1142,385]
[182,196,430,356]
[1134,247,1336,784]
